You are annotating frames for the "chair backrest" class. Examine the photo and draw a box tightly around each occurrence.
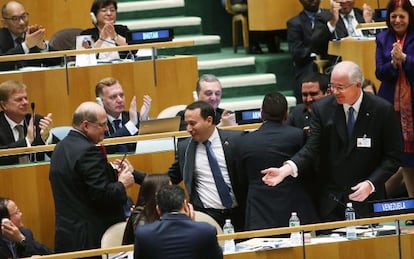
[101,221,127,259]
[50,126,72,141]
[49,28,83,51]
[157,105,187,119]
[194,211,224,246]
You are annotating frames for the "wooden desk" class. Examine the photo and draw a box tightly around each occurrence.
[0,124,260,249]
[0,43,197,126]
[328,38,379,89]
[246,1,387,31]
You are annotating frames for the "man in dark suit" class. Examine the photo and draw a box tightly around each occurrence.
[0,80,55,165]
[287,0,330,103]
[177,74,236,131]
[262,61,401,222]
[49,102,145,254]
[311,0,374,63]
[134,185,223,259]
[287,72,330,135]
[169,100,245,230]
[0,197,53,258]
[234,92,318,231]
[95,77,151,153]
[0,1,57,71]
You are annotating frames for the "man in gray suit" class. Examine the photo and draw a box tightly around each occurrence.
[262,61,401,222]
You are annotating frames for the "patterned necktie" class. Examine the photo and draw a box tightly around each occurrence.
[113,119,121,131]
[15,36,23,46]
[347,107,355,138]
[203,140,232,209]
[344,14,355,36]
[15,125,29,163]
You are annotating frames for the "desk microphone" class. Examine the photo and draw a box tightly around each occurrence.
[31,102,37,163]
[328,193,376,235]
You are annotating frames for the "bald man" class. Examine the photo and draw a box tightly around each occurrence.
[0,1,57,70]
[49,102,145,254]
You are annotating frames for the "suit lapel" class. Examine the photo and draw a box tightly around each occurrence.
[347,93,372,153]
[334,101,347,144]
[183,139,197,195]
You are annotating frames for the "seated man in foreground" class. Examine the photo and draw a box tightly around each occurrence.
[134,185,223,259]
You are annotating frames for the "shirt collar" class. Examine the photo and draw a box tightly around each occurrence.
[343,89,363,113]
[4,113,24,129]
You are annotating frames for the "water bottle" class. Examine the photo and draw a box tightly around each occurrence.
[223,219,236,253]
[289,212,302,245]
[345,202,357,240]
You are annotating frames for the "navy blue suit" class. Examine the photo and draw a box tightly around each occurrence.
[134,213,222,259]
[104,111,140,153]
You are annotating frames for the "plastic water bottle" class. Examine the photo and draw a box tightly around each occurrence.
[289,212,302,245]
[345,202,357,240]
[223,219,236,253]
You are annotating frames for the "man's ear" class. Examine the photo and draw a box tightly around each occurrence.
[156,205,162,217]
[0,101,5,111]
[183,199,189,214]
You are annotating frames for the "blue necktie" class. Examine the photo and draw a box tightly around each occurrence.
[113,119,121,131]
[203,140,233,209]
[113,119,127,153]
[347,107,355,138]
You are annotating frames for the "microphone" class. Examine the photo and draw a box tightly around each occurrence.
[30,102,37,163]
[328,193,376,235]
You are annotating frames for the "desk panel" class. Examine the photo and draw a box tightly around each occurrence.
[247,1,388,31]
[0,151,175,248]
[0,56,197,126]
[328,38,379,90]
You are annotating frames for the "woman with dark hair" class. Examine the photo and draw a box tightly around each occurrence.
[375,0,414,225]
[122,174,171,244]
[81,0,129,59]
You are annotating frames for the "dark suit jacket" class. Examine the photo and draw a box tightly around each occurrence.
[286,103,312,130]
[375,29,414,104]
[291,93,401,220]
[233,121,318,230]
[49,129,145,253]
[0,227,52,258]
[0,28,59,71]
[104,111,140,153]
[287,9,331,75]
[0,111,57,165]
[311,8,365,59]
[134,213,223,259]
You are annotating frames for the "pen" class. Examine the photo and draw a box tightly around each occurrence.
[118,153,127,169]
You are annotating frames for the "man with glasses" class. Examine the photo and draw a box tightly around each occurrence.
[0,197,53,258]
[49,102,145,253]
[262,61,401,223]
[0,1,55,70]
[287,72,330,136]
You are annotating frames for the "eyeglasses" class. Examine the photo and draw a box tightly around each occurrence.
[87,121,108,128]
[328,83,355,92]
[3,12,29,23]
[9,208,21,217]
